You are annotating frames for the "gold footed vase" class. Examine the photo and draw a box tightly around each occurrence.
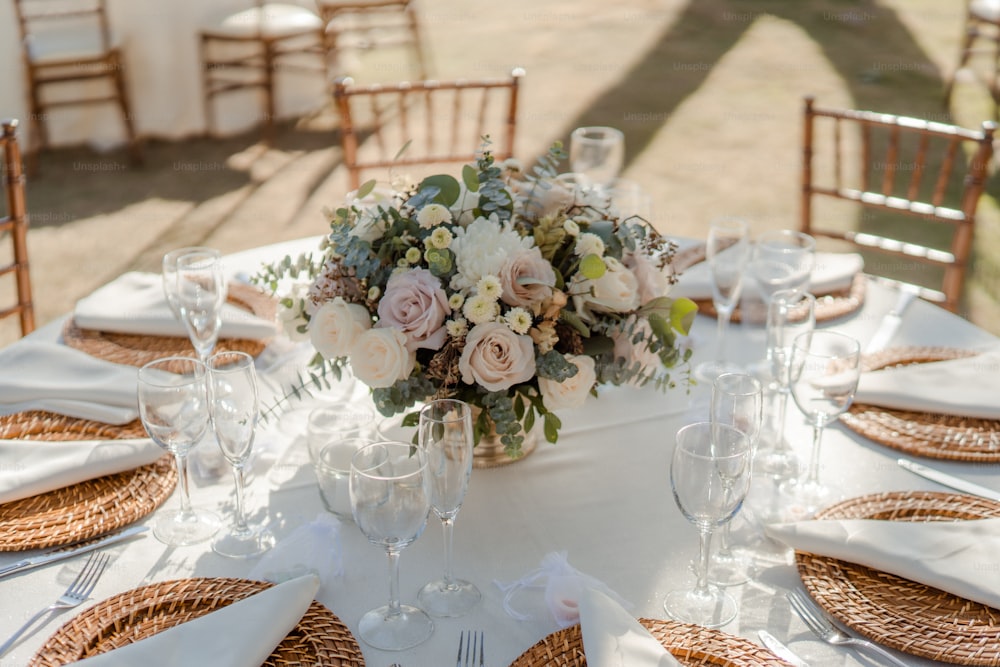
[472,425,538,468]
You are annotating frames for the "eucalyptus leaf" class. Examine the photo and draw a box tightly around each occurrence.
[356,179,376,200]
[462,164,480,192]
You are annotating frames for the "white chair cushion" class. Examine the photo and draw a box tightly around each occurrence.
[971,0,1000,23]
[25,26,120,64]
[210,4,324,39]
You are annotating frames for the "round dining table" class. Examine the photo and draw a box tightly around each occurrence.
[0,235,997,667]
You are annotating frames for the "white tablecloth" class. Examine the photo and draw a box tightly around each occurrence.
[0,0,328,150]
[0,237,996,667]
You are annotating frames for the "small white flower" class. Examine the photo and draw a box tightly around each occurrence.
[428,226,453,249]
[476,275,503,301]
[501,158,523,173]
[463,293,499,325]
[563,219,580,236]
[405,247,422,264]
[416,203,452,229]
[396,258,409,268]
[574,232,605,257]
[448,293,465,310]
[446,318,469,338]
[367,286,381,301]
[504,307,532,334]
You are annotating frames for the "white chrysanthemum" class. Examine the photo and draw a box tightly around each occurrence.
[405,247,422,264]
[428,227,453,249]
[416,203,452,229]
[463,293,500,325]
[563,219,580,236]
[476,275,502,301]
[504,307,532,334]
[447,318,469,338]
[574,232,605,257]
[449,215,533,292]
[448,293,465,310]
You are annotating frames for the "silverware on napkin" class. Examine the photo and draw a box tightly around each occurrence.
[897,458,1000,502]
[864,287,916,354]
[0,525,147,580]
[758,630,809,667]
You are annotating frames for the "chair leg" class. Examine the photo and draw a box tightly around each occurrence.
[200,36,218,138]
[112,54,143,165]
[25,79,46,177]
[945,24,978,108]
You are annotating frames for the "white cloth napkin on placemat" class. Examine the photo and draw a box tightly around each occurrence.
[73,272,277,339]
[672,251,863,300]
[580,587,680,667]
[0,438,163,504]
[766,518,1000,609]
[75,574,320,667]
[0,341,139,424]
[854,346,1000,420]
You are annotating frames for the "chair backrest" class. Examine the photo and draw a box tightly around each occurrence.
[801,95,996,312]
[318,0,427,79]
[332,68,524,190]
[0,120,35,337]
[12,0,114,60]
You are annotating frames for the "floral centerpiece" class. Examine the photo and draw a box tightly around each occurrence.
[257,142,696,460]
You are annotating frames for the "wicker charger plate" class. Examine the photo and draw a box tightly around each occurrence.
[796,490,1000,666]
[510,618,787,666]
[842,346,1000,462]
[30,577,365,666]
[693,273,866,324]
[62,282,277,367]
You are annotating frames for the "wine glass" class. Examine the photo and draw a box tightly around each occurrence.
[694,217,751,382]
[350,441,433,651]
[417,399,481,617]
[782,330,861,514]
[663,421,751,628]
[206,351,275,558]
[161,246,219,320]
[175,249,227,362]
[749,230,816,306]
[706,373,762,587]
[569,126,625,192]
[137,357,221,546]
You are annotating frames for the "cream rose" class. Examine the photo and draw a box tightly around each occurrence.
[538,354,596,411]
[458,322,536,392]
[571,256,640,320]
[309,297,372,359]
[612,318,661,384]
[377,268,450,351]
[623,250,671,305]
[499,247,556,309]
[349,328,415,389]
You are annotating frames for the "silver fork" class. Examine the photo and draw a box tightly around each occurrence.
[787,589,909,667]
[0,551,110,656]
[456,630,484,667]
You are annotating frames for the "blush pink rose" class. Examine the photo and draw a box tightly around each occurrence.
[458,322,536,392]
[499,247,556,309]
[623,250,672,305]
[377,268,450,351]
[538,354,596,411]
[612,317,661,384]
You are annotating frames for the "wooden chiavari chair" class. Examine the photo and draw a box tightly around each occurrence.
[332,68,524,190]
[316,0,428,80]
[945,0,1000,120]
[0,120,35,338]
[801,96,996,313]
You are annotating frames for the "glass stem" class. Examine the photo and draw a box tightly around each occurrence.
[441,516,456,589]
[717,484,734,557]
[694,528,713,596]
[714,309,732,363]
[231,465,248,533]
[806,424,825,487]
[773,389,790,452]
[174,453,194,517]
[386,549,402,618]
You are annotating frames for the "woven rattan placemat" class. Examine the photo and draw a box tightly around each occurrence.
[510,618,788,666]
[796,490,1000,666]
[30,577,365,666]
[841,346,1000,462]
[62,282,277,367]
[693,273,866,324]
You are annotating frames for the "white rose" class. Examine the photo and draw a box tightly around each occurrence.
[309,297,372,359]
[458,322,536,392]
[623,250,671,305]
[538,354,596,411]
[571,256,640,320]
[350,327,416,389]
[349,207,388,243]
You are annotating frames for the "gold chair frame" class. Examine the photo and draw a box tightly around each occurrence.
[0,120,35,337]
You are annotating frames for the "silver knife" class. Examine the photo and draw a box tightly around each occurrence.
[864,287,917,354]
[0,525,147,580]
[758,630,809,667]
[897,458,1000,502]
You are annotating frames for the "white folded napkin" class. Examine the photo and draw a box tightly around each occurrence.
[580,587,680,667]
[766,517,1000,609]
[0,438,164,504]
[0,341,139,424]
[672,251,863,300]
[854,346,1000,420]
[76,574,320,667]
[73,272,277,340]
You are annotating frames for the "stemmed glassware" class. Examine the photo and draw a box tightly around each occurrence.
[706,373,762,587]
[172,248,226,362]
[205,351,275,558]
[417,399,481,617]
[782,330,862,514]
[350,441,433,651]
[749,230,815,307]
[694,217,751,382]
[137,357,220,545]
[569,126,625,193]
[663,421,751,628]
[161,246,218,321]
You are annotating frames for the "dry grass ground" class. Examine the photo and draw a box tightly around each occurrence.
[3,0,998,346]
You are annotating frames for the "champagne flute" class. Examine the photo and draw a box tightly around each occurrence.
[569,126,625,192]
[749,230,815,305]
[161,246,219,320]
[351,441,433,651]
[663,421,751,628]
[137,357,220,545]
[694,217,751,382]
[417,399,481,617]
[782,330,861,514]
[707,373,762,587]
[175,249,226,362]
[206,351,275,558]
